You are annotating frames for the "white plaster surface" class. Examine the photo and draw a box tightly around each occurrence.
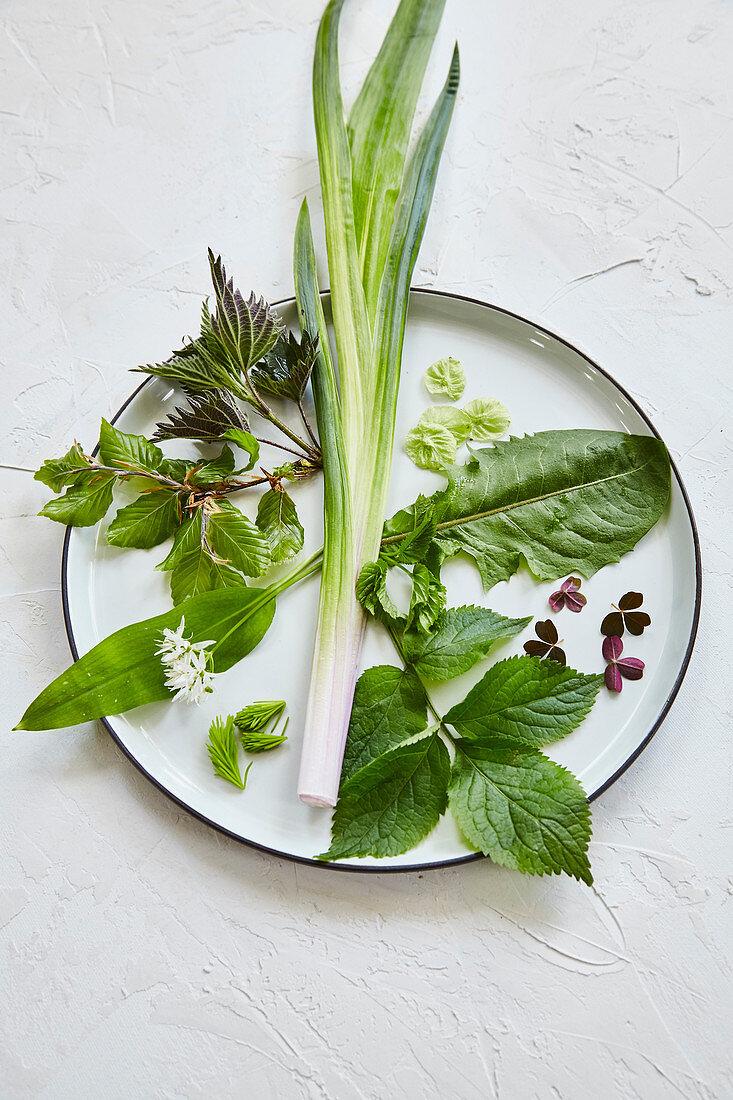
[1,0,731,1096]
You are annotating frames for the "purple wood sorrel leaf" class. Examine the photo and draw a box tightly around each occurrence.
[549,576,587,613]
[524,619,566,664]
[601,591,651,637]
[602,635,645,692]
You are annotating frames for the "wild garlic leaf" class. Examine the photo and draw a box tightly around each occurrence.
[256,488,304,563]
[187,445,236,486]
[424,356,465,400]
[443,655,603,747]
[98,418,164,474]
[153,389,249,444]
[384,430,671,590]
[207,499,271,577]
[320,733,450,861]
[207,715,251,789]
[417,404,471,444]
[251,331,318,402]
[39,476,116,527]
[449,737,592,884]
[208,250,284,370]
[405,421,457,471]
[462,397,510,441]
[34,443,92,493]
[341,665,428,784]
[16,586,276,731]
[106,490,181,549]
[403,606,532,681]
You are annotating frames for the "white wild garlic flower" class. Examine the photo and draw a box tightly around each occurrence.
[156,617,215,705]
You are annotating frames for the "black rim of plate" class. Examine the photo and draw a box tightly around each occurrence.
[60,288,702,875]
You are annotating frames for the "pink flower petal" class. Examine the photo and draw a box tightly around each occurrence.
[602,635,623,662]
[618,657,644,680]
[605,663,623,692]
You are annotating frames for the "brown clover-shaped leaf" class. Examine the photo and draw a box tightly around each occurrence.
[523,619,566,665]
[601,591,651,637]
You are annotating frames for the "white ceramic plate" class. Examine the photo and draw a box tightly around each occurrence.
[62,290,701,872]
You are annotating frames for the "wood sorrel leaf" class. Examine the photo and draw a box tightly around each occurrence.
[444,655,603,747]
[383,430,671,590]
[522,618,566,665]
[601,591,651,637]
[39,476,116,528]
[402,605,531,681]
[424,357,465,400]
[256,488,304,563]
[106,490,181,549]
[448,737,593,884]
[98,418,164,473]
[15,586,276,731]
[320,732,450,861]
[341,665,428,784]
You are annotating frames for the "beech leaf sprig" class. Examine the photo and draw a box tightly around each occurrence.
[549,576,587,613]
[602,636,645,692]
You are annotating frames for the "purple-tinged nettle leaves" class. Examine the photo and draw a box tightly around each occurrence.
[207,250,284,371]
[601,591,651,637]
[252,331,319,403]
[549,576,587,614]
[602,635,645,692]
[523,619,566,665]
[152,389,249,443]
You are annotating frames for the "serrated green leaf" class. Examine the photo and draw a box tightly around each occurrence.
[208,250,284,371]
[153,390,248,443]
[444,655,603,747]
[106,490,181,549]
[39,476,115,527]
[255,488,304,563]
[384,430,671,590]
[449,738,593,883]
[98,418,164,473]
[34,443,93,493]
[207,499,270,578]
[355,560,402,625]
[16,587,276,731]
[403,605,532,680]
[424,357,465,400]
[251,331,318,402]
[406,562,446,633]
[341,665,428,784]
[320,733,450,861]
[156,512,247,603]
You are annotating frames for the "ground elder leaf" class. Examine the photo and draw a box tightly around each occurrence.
[341,666,428,784]
[403,605,531,681]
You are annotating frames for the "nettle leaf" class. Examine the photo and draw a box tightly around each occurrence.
[207,499,270,577]
[449,737,592,884]
[444,655,603,747]
[157,512,246,604]
[106,490,181,549]
[320,733,450,861]
[39,476,115,527]
[403,605,531,681]
[98,418,164,473]
[137,338,243,398]
[424,356,465,400]
[187,445,236,486]
[341,665,428,784]
[256,488,304,563]
[384,430,671,590]
[251,331,318,402]
[208,250,284,370]
[35,443,92,493]
[16,586,276,731]
[152,390,248,443]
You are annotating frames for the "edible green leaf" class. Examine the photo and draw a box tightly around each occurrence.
[405,421,457,471]
[207,715,251,789]
[417,404,470,444]
[16,586,276,730]
[207,499,270,577]
[256,488,304,563]
[403,605,531,680]
[449,737,592,883]
[406,562,446,633]
[424,356,465,400]
[98,418,164,473]
[384,430,671,589]
[106,490,181,549]
[341,665,428,784]
[444,656,603,746]
[320,733,450,861]
[463,397,510,441]
[39,476,115,527]
[153,390,249,443]
[251,331,318,402]
[208,250,284,371]
[222,428,259,470]
[187,445,236,486]
[35,443,92,493]
[157,512,247,603]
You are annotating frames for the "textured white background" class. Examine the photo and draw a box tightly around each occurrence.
[2,0,731,1097]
